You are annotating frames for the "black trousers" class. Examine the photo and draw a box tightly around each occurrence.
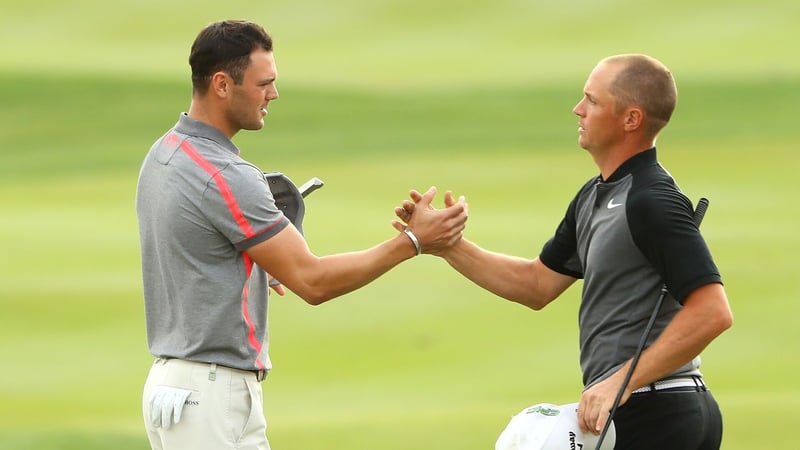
[611,388,723,450]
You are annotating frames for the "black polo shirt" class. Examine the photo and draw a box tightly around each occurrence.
[540,148,722,387]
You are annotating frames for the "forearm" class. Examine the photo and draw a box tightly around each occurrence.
[443,239,564,310]
[248,225,419,305]
[296,233,417,305]
[578,283,732,434]
[626,283,733,389]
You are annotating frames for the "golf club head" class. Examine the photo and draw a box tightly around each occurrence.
[264,172,325,235]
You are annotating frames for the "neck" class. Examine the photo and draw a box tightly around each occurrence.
[593,137,655,181]
[188,99,236,139]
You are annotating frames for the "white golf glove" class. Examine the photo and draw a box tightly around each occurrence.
[149,385,193,429]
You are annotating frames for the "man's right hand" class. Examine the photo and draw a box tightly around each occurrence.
[392,187,468,256]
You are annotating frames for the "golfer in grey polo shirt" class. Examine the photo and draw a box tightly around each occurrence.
[136,20,467,450]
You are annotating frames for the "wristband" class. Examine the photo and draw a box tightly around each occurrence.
[403,229,422,256]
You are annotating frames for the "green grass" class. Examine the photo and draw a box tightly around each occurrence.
[1,0,798,448]
[2,0,798,86]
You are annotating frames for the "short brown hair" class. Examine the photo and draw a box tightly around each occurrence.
[189,20,273,94]
[603,54,677,135]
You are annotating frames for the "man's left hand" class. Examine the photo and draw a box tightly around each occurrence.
[577,367,631,435]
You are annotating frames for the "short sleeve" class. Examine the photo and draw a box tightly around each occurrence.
[627,187,721,303]
[200,162,290,251]
[540,187,586,279]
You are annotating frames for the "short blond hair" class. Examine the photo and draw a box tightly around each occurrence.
[602,54,677,136]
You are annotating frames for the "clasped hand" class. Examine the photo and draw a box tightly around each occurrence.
[391,187,468,255]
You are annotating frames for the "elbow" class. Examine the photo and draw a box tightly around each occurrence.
[704,311,732,346]
[713,294,734,334]
[525,288,561,311]
[717,308,734,333]
[528,300,547,311]
[517,294,554,311]
[705,302,733,339]
[289,271,344,305]
[299,289,336,306]
[689,283,733,337]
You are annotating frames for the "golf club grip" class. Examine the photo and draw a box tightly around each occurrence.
[693,197,710,228]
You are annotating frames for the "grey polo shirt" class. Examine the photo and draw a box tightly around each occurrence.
[136,113,290,371]
[540,148,722,387]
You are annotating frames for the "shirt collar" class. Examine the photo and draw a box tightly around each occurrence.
[603,147,657,183]
[174,113,240,156]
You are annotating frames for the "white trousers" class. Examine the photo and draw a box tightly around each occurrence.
[142,358,270,450]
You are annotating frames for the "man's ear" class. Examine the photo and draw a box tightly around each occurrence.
[623,107,644,132]
[210,72,229,98]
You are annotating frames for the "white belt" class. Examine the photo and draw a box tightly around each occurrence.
[632,376,706,394]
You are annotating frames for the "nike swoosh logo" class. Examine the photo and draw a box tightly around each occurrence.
[607,198,623,209]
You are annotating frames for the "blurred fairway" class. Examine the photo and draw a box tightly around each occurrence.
[1,0,798,449]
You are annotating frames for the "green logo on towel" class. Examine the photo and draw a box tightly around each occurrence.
[525,405,560,416]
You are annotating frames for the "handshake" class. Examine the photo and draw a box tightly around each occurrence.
[390,187,469,257]
[267,172,468,258]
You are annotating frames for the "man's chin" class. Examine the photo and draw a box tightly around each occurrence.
[242,120,265,131]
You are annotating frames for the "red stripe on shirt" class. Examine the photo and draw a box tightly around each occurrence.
[242,253,266,369]
[179,140,257,238]
[178,137,265,369]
